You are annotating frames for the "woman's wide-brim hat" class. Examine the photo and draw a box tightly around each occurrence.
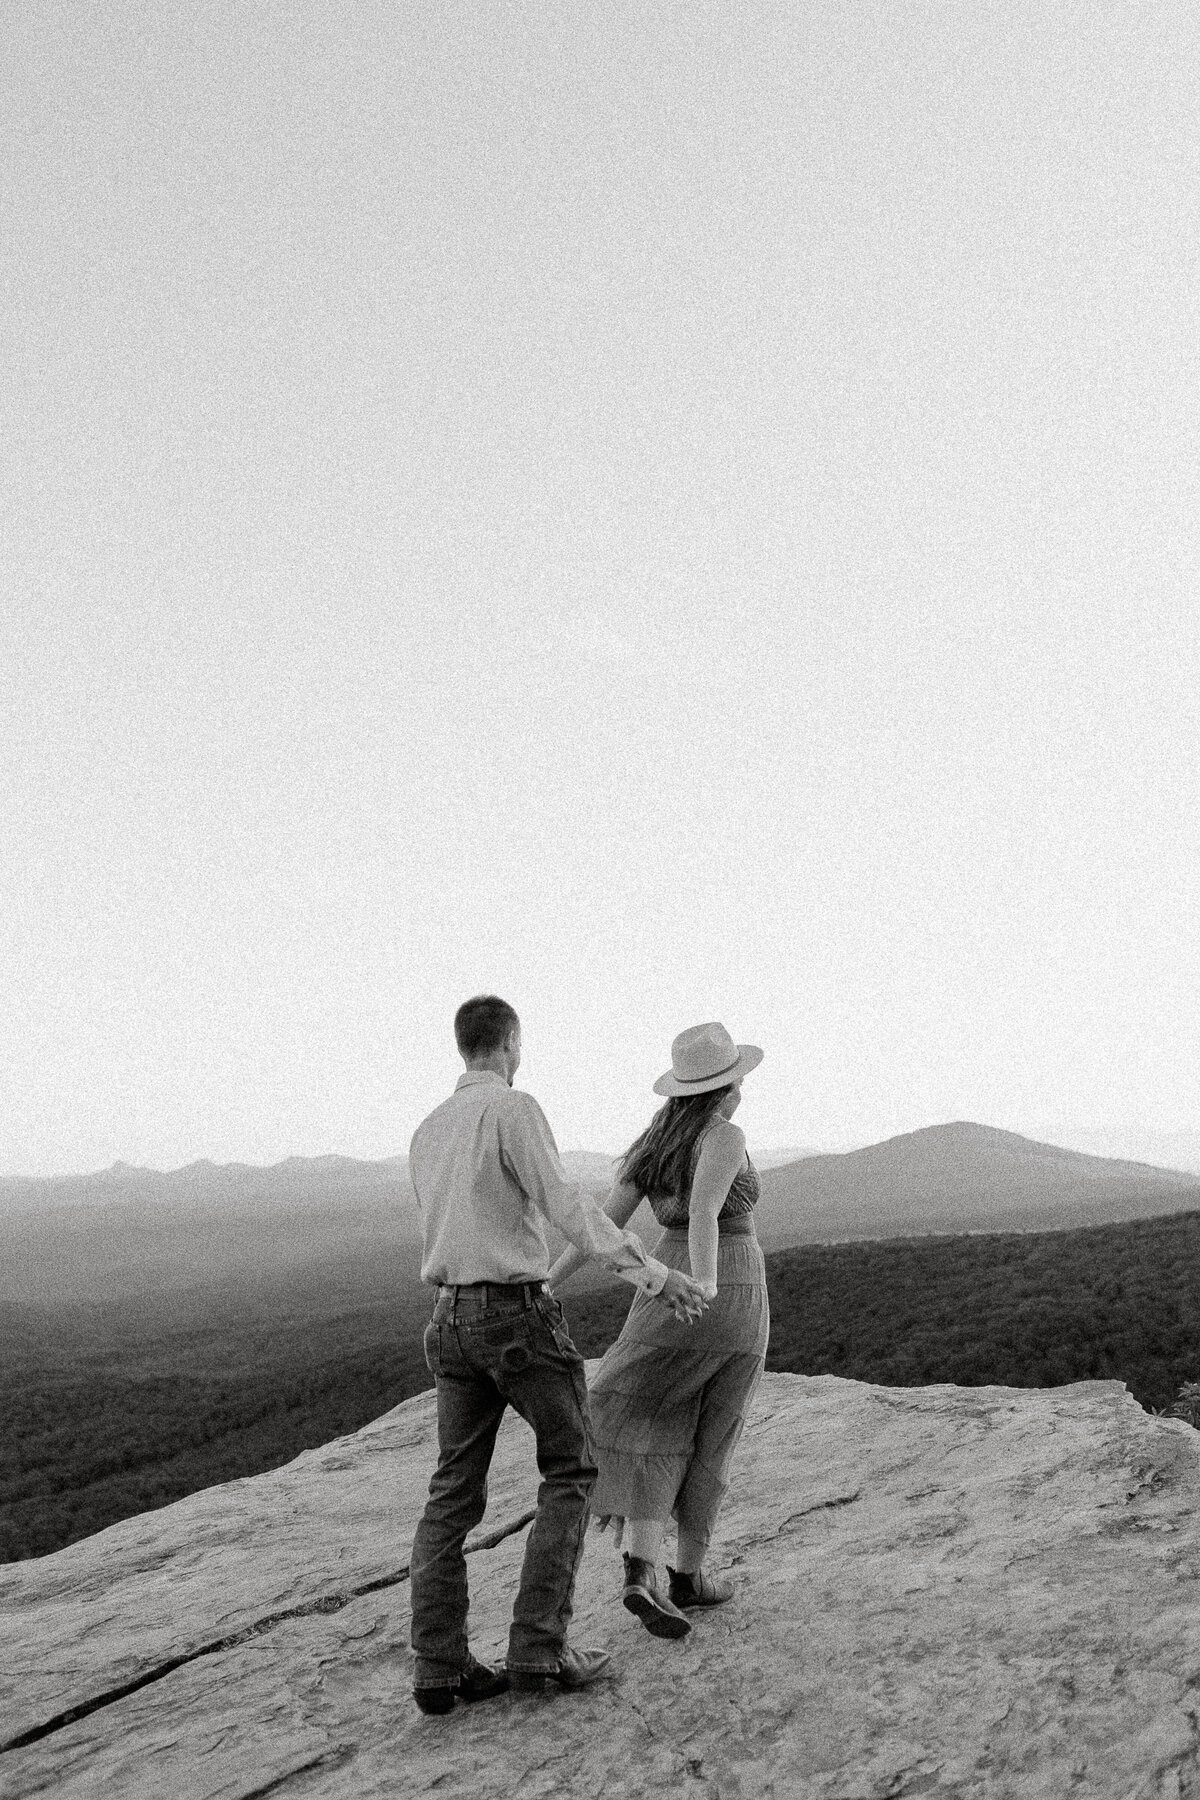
[653,1022,764,1097]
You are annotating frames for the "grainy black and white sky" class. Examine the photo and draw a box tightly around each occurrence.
[4,2,1198,1177]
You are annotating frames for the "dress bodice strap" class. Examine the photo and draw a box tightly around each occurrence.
[646,1125,761,1230]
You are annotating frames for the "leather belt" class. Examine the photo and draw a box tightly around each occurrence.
[438,1279,546,1312]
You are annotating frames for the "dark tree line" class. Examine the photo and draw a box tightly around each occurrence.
[0,1258,434,1563]
[6,1209,1200,1564]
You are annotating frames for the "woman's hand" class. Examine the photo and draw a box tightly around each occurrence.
[659,1268,708,1323]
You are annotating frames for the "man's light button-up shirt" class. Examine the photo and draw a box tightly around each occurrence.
[409,1070,668,1294]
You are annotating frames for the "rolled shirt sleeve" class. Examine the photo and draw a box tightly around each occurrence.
[498,1097,668,1295]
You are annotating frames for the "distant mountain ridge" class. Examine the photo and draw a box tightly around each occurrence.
[752,1120,1200,1249]
[0,1141,821,1210]
[547,1121,1200,1292]
[5,1124,1199,1310]
[1040,1126,1200,1176]
[0,1155,421,1306]
[0,1153,412,1218]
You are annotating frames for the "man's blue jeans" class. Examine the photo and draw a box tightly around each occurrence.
[409,1283,597,1686]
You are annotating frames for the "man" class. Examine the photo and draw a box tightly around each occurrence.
[407,994,705,1713]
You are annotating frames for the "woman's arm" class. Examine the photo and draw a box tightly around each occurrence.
[687,1124,747,1299]
[547,1178,644,1290]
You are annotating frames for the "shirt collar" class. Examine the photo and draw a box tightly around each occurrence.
[455,1069,510,1090]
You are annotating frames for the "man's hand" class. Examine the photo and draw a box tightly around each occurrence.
[659,1268,708,1324]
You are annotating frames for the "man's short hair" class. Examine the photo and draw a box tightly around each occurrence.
[454,995,520,1059]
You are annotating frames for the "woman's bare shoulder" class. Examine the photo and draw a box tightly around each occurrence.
[698,1120,746,1165]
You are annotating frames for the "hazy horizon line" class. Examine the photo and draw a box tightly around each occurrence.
[6,1118,1200,1185]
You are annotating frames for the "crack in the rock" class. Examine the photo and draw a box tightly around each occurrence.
[624,1692,702,1784]
[1,1506,537,1758]
[625,1697,663,1745]
[883,1760,945,1797]
[234,1746,355,1799]
[729,1490,863,1564]
[778,1488,863,1531]
[1154,1711,1200,1791]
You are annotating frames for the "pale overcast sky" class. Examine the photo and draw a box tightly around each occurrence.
[3,2,1198,1177]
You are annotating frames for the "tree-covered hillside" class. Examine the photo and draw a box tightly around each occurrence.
[6,1209,1200,1565]
[0,1257,432,1563]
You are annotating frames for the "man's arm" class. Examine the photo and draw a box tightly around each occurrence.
[499,1098,704,1316]
[547,1178,643,1291]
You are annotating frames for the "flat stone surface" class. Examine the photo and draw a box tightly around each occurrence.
[4,1372,1200,1797]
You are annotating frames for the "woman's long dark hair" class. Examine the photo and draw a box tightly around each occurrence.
[618,1087,733,1199]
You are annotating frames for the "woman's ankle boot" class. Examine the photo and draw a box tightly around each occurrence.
[667,1565,734,1608]
[622,1552,691,1638]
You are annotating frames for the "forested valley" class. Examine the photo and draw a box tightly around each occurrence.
[5,1209,1200,1563]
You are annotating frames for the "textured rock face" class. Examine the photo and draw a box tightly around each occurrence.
[4,1372,1200,1799]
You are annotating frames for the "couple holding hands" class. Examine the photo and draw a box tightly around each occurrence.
[407,994,769,1714]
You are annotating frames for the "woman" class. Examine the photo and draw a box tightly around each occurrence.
[547,1021,769,1639]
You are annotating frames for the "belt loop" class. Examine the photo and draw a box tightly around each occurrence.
[448,1285,456,1325]
[481,1281,489,1310]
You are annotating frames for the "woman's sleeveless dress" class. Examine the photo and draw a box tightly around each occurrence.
[586,1130,770,1550]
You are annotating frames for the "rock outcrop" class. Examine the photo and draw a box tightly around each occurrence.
[4,1372,1200,1798]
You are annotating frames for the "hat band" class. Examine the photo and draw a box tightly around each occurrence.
[671,1052,742,1086]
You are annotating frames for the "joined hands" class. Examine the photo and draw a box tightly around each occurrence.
[660,1268,709,1324]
